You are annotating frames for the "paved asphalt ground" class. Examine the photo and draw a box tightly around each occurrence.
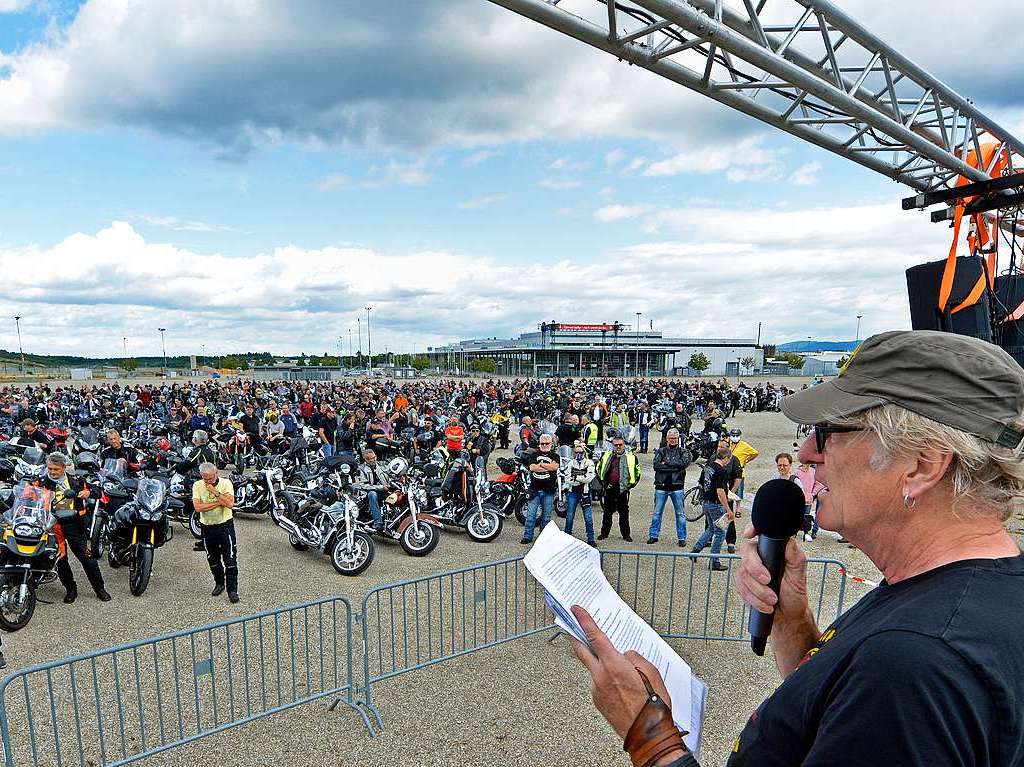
[7,405,1015,767]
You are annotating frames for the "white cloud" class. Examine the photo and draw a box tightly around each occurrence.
[789,162,822,186]
[131,214,236,233]
[549,157,591,171]
[624,157,647,173]
[0,202,957,355]
[458,193,507,210]
[604,149,625,168]
[594,204,651,222]
[314,173,347,192]
[538,178,583,190]
[0,0,757,153]
[0,0,34,12]
[462,150,498,167]
[645,136,785,182]
[364,159,429,188]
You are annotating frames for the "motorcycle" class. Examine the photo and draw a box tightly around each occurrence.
[87,459,133,556]
[72,423,102,460]
[487,456,529,520]
[421,457,503,542]
[14,446,47,482]
[105,478,179,596]
[0,483,60,632]
[231,459,297,523]
[358,457,441,557]
[272,461,375,576]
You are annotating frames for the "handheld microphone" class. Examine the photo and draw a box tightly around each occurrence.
[748,479,806,656]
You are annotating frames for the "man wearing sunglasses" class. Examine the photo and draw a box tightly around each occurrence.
[572,331,1024,766]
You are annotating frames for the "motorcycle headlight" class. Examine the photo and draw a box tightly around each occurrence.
[136,509,153,521]
[13,523,35,537]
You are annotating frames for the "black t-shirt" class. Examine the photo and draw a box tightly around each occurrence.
[728,554,1024,767]
[699,461,729,504]
[520,448,559,493]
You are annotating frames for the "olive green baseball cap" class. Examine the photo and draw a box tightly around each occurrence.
[782,330,1024,449]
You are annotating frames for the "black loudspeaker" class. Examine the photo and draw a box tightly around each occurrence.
[995,274,1024,367]
[905,258,993,343]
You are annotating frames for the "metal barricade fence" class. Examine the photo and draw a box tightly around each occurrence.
[0,596,363,767]
[358,556,548,733]
[358,551,849,734]
[601,551,848,642]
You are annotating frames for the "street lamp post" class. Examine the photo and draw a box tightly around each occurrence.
[123,337,128,359]
[348,328,353,365]
[158,328,167,375]
[365,306,373,372]
[635,312,642,377]
[856,314,863,342]
[357,317,362,363]
[13,316,25,375]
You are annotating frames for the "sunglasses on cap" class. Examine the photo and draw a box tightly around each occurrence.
[813,424,865,454]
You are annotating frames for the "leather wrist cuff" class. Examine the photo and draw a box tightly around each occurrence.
[623,668,688,767]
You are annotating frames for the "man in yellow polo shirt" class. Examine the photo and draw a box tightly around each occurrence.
[192,462,240,603]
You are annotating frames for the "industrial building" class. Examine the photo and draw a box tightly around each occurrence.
[428,322,762,377]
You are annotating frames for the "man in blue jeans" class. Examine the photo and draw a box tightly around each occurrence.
[647,428,692,546]
[690,447,734,570]
[520,434,560,544]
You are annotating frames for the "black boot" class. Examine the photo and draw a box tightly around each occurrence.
[212,583,225,597]
[64,588,78,604]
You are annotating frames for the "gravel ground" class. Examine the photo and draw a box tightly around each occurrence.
[1,409,894,767]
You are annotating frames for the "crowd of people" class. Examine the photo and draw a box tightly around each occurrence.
[0,375,817,617]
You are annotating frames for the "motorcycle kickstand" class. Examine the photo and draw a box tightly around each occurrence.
[547,629,564,643]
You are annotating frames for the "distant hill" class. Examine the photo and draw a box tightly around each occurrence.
[777,340,861,353]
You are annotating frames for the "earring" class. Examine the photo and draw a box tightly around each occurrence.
[903,493,917,510]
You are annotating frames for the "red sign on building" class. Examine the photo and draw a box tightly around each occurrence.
[553,323,618,332]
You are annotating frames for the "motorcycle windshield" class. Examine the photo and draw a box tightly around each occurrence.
[80,428,99,446]
[4,482,55,530]
[20,447,45,466]
[101,459,128,481]
[135,478,166,512]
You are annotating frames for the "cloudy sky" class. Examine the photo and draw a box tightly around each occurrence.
[0,0,1021,359]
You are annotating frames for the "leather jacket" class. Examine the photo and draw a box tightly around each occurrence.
[653,445,692,490]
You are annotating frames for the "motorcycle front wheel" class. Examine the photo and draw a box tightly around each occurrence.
[330,532,374,576]
[270,491,297,526]
[466,511,502,543]
[129,546,154,596]
[0,576,35,632]
[399,522,440,557]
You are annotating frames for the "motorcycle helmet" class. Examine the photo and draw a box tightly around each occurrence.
[386,457,409,477]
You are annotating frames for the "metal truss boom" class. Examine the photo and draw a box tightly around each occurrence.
[487,0,1024,195]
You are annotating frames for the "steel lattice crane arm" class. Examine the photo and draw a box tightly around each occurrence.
[487,0,1023,195]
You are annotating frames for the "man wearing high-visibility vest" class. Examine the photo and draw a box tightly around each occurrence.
[581,415,599,450]
[596,435,641,542]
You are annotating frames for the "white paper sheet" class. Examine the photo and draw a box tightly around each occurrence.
[524,522,707,756]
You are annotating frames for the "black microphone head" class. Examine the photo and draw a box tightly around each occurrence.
[751,479,806,538]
